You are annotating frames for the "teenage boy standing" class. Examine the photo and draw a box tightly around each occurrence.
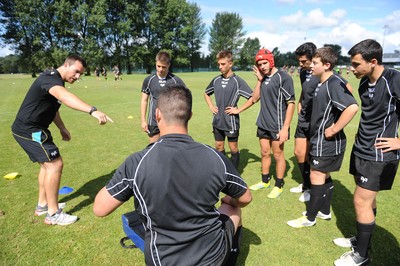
[287,47,358,228]
[333,39,400,266]
[250,48,295,199]
[204,50,254,170]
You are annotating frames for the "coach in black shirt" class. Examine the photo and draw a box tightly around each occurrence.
[94,84,252,266]
[12,55,113,225]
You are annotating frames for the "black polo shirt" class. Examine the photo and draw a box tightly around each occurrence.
[141,73,186,126]
[205,74,253,131]
[353,67,400,161]
[256,70,295,132]
[297,70,319,128]
[12,70,64,135]
[106,134,248,266]
[309,74,357,157]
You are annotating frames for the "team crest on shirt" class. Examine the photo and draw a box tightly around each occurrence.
[221,79,228,88]
[264,77,270,85]
[159,79,166,87]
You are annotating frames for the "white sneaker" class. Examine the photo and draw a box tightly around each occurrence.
[290,183,303,193]
[302,211,331,220]
[333,236,357,248]
[334,250,369,266]
[44,209,78,225]
[287,216,316,228]
[299,190,310,202]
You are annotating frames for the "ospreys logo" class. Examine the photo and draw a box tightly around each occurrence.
[49,149,59,158]
[222,78,229,88]
[360,176,368,183]
[159,79,166,87]
[312,159,319,166]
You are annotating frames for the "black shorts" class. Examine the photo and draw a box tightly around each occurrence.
[308,153,345,172]
[12,129,60,163]
[147,125,160,137]
[294,125,310,139]
[350,153,399,191]
[213,127,239,142]
[256,127,280,141]
[214,214,235,266]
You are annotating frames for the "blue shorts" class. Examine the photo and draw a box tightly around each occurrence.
[12,129,60,163]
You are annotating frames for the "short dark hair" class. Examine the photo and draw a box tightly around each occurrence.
[65,54,87,68]
[157,85,192,126]
[295,42,317,61]
[156,51,171,64]
[314,47,337,70]
[348,39,383,64]
[216,50,233,62]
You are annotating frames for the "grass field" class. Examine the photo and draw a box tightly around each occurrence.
[0,71,399,266]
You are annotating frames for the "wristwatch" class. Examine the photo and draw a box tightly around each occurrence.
[89,106,97,115]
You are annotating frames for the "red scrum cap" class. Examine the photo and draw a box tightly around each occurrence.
[255,48,275,68]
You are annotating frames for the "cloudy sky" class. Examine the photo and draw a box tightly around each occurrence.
[196,0,400,55]
[1,0,399,57]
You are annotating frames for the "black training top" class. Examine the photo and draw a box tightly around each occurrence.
[106,134,248,266]
[353,67,400,161]
[309,74,357,157]
[256,70,295,132]
[297,70,319,128]
[12,70,64,135]
[141,73,186,126]
[205,74,253,131]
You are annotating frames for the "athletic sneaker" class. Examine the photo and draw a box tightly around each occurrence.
[44,209,78,225]
[299,190,310,202]
[333,236,358,248]
[287,216,316,228]
[334,250,369,266]
[267,186,282,199]
[35,202,67,216]
[249,181,270,191]
[290,183,303,193]
[302,211,331,220]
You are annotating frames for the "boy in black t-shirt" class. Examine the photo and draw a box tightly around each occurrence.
[287,47,358,228]
[249,48,296,199]
[204,50,254,170]
[333,39,400,266]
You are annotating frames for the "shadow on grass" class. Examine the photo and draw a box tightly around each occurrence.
[332,180,400,265]
[60,170,116,214]
[237,148,261,174]
[237,227,262,265]
[288,156,303,185]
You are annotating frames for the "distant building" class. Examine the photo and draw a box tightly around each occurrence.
[383,50,400,67]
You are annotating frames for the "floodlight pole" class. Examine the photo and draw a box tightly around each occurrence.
[382,24,389,52]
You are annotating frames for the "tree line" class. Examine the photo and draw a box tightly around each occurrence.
[0,0,349,75]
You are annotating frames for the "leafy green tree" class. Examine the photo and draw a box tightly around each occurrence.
[323,43,349,66]
[208,12,245,60]
[181,2,206,72]
[238,37,260,70]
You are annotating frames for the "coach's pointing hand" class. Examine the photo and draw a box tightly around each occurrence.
[91,110,114,125]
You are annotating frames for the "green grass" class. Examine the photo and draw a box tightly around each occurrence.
[0,72,399,265]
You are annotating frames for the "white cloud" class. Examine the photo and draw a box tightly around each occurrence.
[277,0,296,4]
[280,8,346,29]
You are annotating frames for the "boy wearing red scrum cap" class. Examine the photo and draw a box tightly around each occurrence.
[249,48,296,199]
